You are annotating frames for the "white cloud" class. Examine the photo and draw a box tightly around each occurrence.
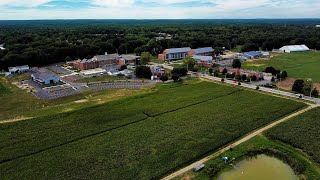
[91,0,134,7]
[0,0,51,7]
[0,0,319,19]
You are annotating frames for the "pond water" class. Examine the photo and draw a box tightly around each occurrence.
[218,154,297,180]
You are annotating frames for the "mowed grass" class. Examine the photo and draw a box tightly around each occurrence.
[265,107,320,165]
[0,81,305,179]
[0,75,148,121]
[0,82,10,96]
[243,52,320,82]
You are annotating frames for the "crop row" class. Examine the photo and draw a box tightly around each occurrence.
[265,107,320,164]
[0,82,237,162]
[0,84,305,179]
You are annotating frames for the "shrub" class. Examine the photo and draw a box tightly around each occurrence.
[172,73,180,82]
[292,79,304,93]
[160,75,168,82]
[172,67,188,76]
[135,65,152,79]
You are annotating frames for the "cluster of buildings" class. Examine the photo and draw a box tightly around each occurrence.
[219,67,264,80]
[155,32,173,41]
[237,51,270,60]
[5,65,30,77]
[68,53,140,71]
[158,47,214,67]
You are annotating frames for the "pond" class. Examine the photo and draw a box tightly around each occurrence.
[218,154,297,180]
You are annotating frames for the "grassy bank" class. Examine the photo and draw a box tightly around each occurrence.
[178,136,320,180]
[0,74,152,121]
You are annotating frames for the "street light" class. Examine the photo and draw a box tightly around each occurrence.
[307,78,313,98]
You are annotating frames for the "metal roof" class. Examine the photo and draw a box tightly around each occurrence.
[94,54,119,61]
[243,51,263,57]
[166,47,191,54]
[192,47,214,54]
[192,55,213,62]
[32,72,59,81]
[8,65,29,71]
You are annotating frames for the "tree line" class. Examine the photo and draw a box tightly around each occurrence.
[1,19,320,70]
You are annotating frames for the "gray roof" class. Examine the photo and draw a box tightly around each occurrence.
[166,47,191,54]
[8,65,29,71]
[192,47,214,54]
[94,54,119,61]
[119,54,140,60]
[244,51,262,57]
[192,55,213,62]
[32,72,59,81]
[80,59,95,63]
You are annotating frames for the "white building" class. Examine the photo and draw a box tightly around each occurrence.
[279,45,310,53]
[8,65,30,75]
[80,68,107,77]
[316,25,320,28]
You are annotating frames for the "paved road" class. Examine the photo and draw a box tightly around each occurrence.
[162,104,318,180]
[149,62,174,70]
[202,74,320,104]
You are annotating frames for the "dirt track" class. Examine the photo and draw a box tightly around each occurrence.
[0,117,32,124]
[162,104,318,180]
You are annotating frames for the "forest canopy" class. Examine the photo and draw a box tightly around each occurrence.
[0,19,320,70]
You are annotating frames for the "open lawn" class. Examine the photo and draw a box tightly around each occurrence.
[0,80,305,179]
[0,75,149,121]
[266,107,320,165]
[0,82,10,96]
[243,52,320,82]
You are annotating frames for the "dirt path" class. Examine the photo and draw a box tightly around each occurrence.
[162,104,318,180]
[0,117,33,124]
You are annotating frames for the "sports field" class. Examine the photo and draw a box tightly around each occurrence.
[266,107,320,165]
[243,52,320,82]
[0,81,305,179]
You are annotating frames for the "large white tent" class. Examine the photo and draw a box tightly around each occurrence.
[279,45,310,53]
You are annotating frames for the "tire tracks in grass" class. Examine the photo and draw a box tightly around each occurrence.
[0,89,242,165]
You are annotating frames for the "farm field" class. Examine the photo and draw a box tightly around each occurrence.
[243,52,320,82]
[265,107,320,165]
[0,80,305,179]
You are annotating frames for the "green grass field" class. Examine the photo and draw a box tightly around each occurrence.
[0,80,305,179]
[0,82,10,96]
[243,52,320,82]
[265,107,320,165]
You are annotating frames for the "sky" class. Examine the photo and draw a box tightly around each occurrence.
[0,0,319,20]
